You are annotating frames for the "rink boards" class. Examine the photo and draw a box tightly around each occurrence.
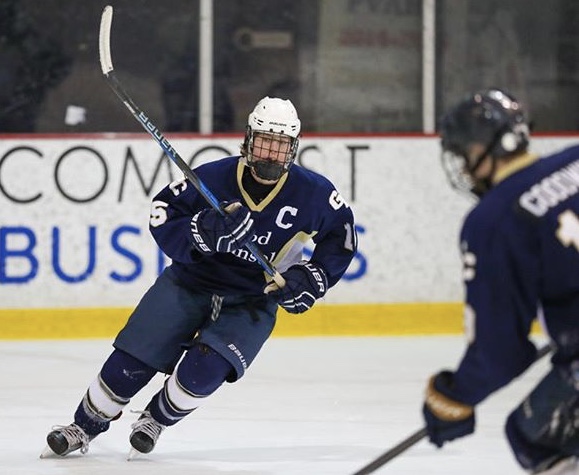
[0,302,545,339]
[0,134,573,339]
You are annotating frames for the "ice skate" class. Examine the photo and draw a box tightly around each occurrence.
[532,456,578,475]
[40,423,93,458]
[127,410,166,460]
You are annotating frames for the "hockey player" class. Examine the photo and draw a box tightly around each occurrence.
[421,89,579,474]
[41,96,357,459]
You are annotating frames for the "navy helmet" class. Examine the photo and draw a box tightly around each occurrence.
[440,88,530,198]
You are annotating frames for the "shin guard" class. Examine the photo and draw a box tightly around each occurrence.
[149,344,233,426]
[74,349,156,435]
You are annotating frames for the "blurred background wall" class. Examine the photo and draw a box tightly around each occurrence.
[0,0,578,338]
[0,0,577,135]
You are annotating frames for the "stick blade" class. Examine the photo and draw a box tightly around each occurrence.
[99,5,114,75]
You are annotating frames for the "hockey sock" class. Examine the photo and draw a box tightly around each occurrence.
[149,344,233,426]
[74,349,157,435]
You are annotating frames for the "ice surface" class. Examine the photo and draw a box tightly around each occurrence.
[0,335,549,474]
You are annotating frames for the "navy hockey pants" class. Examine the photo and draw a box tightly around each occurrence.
[114,266,278,380]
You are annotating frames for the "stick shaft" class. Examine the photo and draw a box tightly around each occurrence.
[351,428,427,475]
[351,343,553,474]
[98,6,284,286]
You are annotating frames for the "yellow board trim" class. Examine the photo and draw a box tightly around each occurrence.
[0,303,542,339]
[275,302,465,336]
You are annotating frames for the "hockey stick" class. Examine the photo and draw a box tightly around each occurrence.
[98,5,284,287]
[351,342,553,475]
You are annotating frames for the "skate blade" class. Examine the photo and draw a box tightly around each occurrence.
[538,456,578,475]
[39,445,56,459]
[127,448,141,461]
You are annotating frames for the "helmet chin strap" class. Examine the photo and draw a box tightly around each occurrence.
[471,176,493,198]
[251,160,286,181]
[466,126,506,197]
[467,154,496,198]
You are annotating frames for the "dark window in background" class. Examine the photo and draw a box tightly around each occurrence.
[213,0,309,132]
[308,0,423,132]
[213,0,424,133]
[437,0,579,131]
[2,0,425,134]
[0,0,72,132]
[25,0,197,133]
[0,0,577,134]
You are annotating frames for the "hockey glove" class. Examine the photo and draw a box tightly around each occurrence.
[265,261,328,314]
[423,370,475,448]
[190,201,254,254]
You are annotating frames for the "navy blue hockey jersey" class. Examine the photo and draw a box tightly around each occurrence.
[149,156,357,296]
[452,145,579,405]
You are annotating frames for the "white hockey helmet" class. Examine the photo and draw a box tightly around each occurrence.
[243,97,301,181]
[248,96,301,138]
